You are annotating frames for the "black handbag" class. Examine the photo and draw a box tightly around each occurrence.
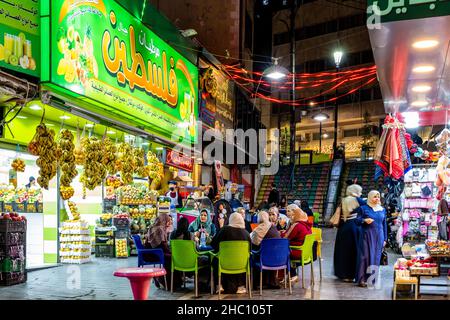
[380,249,388,266]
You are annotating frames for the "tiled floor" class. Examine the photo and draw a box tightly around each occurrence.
[0,228,448,300]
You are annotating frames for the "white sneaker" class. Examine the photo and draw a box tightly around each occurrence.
[216,285,224,293]
[236,286,247,294]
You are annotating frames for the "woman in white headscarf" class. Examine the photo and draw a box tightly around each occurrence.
[210,213,251,294]
[250,211,280,248]
[354,190,387,288]
[333,184,365,282]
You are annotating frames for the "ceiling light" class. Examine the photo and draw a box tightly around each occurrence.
[412,65,435,73]
[411,85,431,93]
[323,133,329,138]
[107,130,116,135]
[60,115,70,120]
[402,112,420,129]
[16,116,27,119]
[29,104,41,110]
[412,39,439,49]
[177,122,190,128]
[411,100,429,107]
[313,112,329,122]
[85,123,94,128]
[155,147,164,151]
[141,142,149,146]
[45,123,55,127]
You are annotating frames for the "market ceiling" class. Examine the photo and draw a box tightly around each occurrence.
[368,14,450,116]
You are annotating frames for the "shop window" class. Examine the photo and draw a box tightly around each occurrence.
[343,129,359,138]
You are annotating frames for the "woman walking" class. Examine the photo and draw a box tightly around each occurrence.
[355,190,387,287]
[333,184,365,282]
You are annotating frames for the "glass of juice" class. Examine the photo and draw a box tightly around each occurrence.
[24,40,32,58]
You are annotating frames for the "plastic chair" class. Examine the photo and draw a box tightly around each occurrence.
[210,241,252,299]
[290,234,316,288]
[170,240,211,297]
[132,234,167,290]
[312,227,323,281]
[252,238,292,296]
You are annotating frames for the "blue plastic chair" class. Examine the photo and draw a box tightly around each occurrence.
[252,238,292,296]
[131,234,167,290]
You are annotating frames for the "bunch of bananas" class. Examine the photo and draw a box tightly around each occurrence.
[59,129,78,188]
[33,124,60,189]
[60,185,75,200]
[28,141,39,156]
[117,143,134,185]
[68,201,80,220]
[80,137,106,190]
[73,143,85,165]
[103,137,117,175]
[133,147,146,177]
[146,151,164,184]
[11,158,26,172]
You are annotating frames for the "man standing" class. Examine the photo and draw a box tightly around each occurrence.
[267,184,280,207]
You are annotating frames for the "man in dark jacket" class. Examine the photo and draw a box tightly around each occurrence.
[267,184,280,207]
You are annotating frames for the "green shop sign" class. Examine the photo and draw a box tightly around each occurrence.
[0,0,40,76]
[367,0,450,27]
[45,0,198,142]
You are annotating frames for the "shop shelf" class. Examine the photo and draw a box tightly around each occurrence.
[0,271,27,286]
[115,229,129,239]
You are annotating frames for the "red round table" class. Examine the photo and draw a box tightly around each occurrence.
[114,267,166,300]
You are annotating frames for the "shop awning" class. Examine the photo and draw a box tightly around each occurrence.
[368,11,450,114]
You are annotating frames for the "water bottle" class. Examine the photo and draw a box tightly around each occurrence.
[200,228,206,248]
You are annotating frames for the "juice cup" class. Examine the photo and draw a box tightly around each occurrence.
[24,40,32,58]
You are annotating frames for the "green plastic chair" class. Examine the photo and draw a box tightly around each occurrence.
[290,234,316,288]
[210,241,252,299]
[170,240,211,297]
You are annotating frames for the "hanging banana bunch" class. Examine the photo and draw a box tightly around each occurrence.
[32,124,60,189]
[58,129,77,200]
[133,147,146,177]
[117,142,134,185]
[103,137,117,175]
[80,137,106,190]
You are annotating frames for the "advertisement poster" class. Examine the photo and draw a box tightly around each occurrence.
[49,0,198,142]
[166,149,193,172]
[0,0,40,76]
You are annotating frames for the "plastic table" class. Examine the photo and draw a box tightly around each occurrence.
[114,267,166,300]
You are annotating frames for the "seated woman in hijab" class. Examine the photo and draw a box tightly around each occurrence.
[170,216,193,240]
[250,211,281,289]
[145,213,182,289]
[281,207,313,283]
[268,206,290,232]
[188,209,216,246]
[210,213,251,294]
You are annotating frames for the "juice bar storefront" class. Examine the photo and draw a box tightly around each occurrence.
[1,0,198,267]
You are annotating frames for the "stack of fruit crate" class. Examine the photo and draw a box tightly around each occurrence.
[0,218,27,286]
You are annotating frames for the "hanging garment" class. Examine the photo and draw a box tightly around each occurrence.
[438,216,448,240]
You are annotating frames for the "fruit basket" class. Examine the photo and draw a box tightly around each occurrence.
[0,218,26,233]
[425,240,450,256]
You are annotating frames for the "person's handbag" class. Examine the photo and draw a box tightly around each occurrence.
[329,204,341,227]
[380,249,388,266]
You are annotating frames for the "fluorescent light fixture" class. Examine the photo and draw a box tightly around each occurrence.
[177,122,190,128]
[60,115,70,120]
[412,39,439,49]
[411,85,431,93]
[85,123,94,128]
[402,112,420,128]
[141,142,149,146]
[411,100,429,107]
[16,116,27,119]
[265,71,286,80]
[264,59,289,80]
[155,147,164,150]
[29,104,41,110]
[45,123,55,127]
[412,65,435,73]
[107,130,116,135]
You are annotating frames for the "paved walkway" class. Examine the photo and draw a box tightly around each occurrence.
[0,229,447,300]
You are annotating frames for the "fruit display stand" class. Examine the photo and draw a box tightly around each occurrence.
[112,214,130,258]
[0,214,27,286]
[59,220,91,264]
